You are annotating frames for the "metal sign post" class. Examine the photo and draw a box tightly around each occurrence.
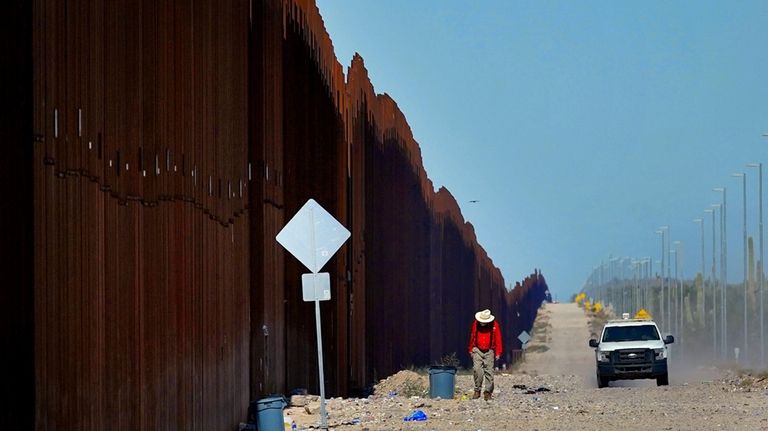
[313,296,327,427]
[277,199,350,430]
[307,207,328,429]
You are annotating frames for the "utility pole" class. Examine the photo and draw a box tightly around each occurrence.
[707,205,719,358]
[748,160,764,368]
[657,226,669,331]
[679,244,683,342]
[732,172,747,363]
[672,243,679,329]
[667,227,673,332]
[657,229,665,327]
[671,247,678,337]
[694,218,705,328]
[714,187,728,360]
[666,227,672,331]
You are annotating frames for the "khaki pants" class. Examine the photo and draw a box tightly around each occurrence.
[471,347,495,393]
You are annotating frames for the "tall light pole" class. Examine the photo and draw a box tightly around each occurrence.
[609,257,621,307]
[607,257,612,306]
[629,258,633,312]
[616,257,627,313]
[640,259,646,312]
[636,259,643,312]
[667,227,673,330]
[656,230,665,323]
[666,228,673,331]
[714,187,728,359]
[748,160,764,368]
[674,241,683,339]
[671,246,678,338]
[603,256,611,305]
[733,172,748,363]
[707,205,720,357]
[694,218,705,328]
[675,240,685,360]
[656,257,662,308]
[632,259,639,310]
[657,226,669,330]
[626,257,632,312]
[635,259,642,311]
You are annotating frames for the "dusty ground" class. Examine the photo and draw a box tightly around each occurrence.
[518,303,594,383]
[284,303,768,430]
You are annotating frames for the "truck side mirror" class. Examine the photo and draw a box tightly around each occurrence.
[589,339,599,348]
[664,335,675,345]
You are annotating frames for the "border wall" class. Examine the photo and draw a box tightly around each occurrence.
[0,0,551,428]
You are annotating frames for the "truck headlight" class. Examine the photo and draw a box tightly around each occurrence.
[598,351,611,362]
[654,348,667,360]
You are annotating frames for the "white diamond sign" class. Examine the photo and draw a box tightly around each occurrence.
[276,199,350,274]
[518,330,531,345]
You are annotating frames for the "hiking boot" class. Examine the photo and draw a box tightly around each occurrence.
[472,390,481,399]
[483,391,492,401]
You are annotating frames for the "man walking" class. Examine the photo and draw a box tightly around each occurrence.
[468,309,503,400]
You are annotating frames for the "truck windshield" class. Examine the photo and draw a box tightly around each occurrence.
[602,325,660,342]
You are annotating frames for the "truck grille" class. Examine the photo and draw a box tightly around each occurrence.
[613,349,651,364]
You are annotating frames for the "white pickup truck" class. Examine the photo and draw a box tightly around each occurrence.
[588,316,674,388]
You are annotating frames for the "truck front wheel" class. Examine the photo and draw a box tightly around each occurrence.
[656,373,669,386]
[597,374,609,388]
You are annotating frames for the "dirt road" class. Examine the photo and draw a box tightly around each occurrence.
[518,302,594,383]
[283,302,768,430]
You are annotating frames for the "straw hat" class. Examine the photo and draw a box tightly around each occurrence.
[475,309,494,323]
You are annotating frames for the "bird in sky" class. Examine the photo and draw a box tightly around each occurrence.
[469,200,479,203]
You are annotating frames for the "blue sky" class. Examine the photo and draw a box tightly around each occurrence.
[316,0,768,301]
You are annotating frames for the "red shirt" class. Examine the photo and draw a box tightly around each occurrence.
[468,320,503,356]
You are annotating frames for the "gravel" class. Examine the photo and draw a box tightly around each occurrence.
[282,304,768,430]
[284,372,768,430]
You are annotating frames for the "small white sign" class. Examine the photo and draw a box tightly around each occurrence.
[521,341,529,351]
[518,330,531,345]
[302,273,331,302]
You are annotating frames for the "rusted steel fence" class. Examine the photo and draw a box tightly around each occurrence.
[14,0,551,428]
[31,0,250,430]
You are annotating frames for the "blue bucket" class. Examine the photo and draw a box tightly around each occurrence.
[428,366,457,399]
[255,396,287,431]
